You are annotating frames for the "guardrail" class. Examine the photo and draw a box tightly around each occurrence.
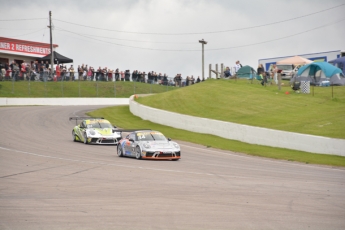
[129,95,345,156]
[0,97,129,106]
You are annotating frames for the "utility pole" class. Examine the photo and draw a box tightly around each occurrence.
[199,39,207,80]
[49,11,54,71]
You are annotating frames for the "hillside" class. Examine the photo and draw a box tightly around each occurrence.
[136,79,345,139]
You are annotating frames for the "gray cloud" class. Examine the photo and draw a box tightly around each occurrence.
[1,0,344,78]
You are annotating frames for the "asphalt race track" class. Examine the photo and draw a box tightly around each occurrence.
[0,106,344,230]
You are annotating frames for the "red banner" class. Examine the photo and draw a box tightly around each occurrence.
[0,38,54,56]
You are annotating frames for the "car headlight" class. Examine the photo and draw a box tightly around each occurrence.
[173,143,179,148]
[89,130,96,135]
[143,143,151,149]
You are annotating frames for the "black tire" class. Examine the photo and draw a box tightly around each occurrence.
[117,146,123,157]
[83,133,88,144]
[172,159,179,161]
[72,131,77,142]
[135,146,142,160]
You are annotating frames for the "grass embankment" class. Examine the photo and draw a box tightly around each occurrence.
[0,81,175,98]
[137,79,345,139]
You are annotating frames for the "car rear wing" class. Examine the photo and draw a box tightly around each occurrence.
[69,117,104,125]
[115,129,152,132]
[114,129,152,137]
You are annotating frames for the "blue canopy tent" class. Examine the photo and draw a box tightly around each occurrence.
[295,62,345,86]
[329,56,345,75]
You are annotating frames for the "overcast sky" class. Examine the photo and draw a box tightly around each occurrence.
[1,0,344,78]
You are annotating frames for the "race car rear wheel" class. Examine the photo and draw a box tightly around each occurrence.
[135,146,142,160]
[117,146,123,157]
[83,133,88,144]
[72,131,77,142]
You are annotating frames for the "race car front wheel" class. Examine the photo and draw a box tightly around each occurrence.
[117,146,123,157]
[83,133,88,144]
[135,146,142,160]
[72,131,77,142]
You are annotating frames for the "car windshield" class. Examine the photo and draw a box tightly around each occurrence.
[277,65,293,70]
[86,120,112,129]
[136,131,167,141]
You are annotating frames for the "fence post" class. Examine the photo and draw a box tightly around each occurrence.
[215,64,218,79]
[209,64,211,79]
[221,63,224,78]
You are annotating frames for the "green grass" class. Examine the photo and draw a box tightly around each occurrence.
[0,81,175,98]
[88,105,345,167]
[136,79,345,139]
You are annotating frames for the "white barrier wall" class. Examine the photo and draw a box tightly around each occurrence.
[129,96,345,156]
[0,98,129,106]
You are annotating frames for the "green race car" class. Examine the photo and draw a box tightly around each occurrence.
[70,117,122,145]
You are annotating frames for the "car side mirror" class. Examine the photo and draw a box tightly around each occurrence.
[129,138,135,142]
[168,138,171,141]
[113,125,117,128]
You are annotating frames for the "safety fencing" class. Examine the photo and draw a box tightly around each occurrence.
[0,74,186,98]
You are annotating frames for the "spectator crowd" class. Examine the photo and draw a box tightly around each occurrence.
[0,60,205,87]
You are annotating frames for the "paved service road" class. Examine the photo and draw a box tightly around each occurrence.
[0,106,344,230]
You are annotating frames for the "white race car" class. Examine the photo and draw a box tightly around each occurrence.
[117,130,181,160]
[70,117,121,145]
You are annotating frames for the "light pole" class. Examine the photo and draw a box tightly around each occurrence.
[199,39,207,80]
[49,11,54,71]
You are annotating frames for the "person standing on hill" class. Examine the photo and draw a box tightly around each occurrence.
[238,60,243,68]
[257,64,264,75]
[56,64,61,81]
[69,65,75,81]
[234,61,241,74]
[125,70,130,81]
[115,68,120,81]
[96,67,102,81]
[131,70,136,82]
[186,76,190,86]
[120,70,125,81]
[163,74,168,85]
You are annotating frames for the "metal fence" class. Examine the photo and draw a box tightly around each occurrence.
[0,72,201,97]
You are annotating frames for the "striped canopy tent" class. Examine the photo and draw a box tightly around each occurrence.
[277,56,313,65]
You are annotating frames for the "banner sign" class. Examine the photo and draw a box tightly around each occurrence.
[0,37,56,56]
